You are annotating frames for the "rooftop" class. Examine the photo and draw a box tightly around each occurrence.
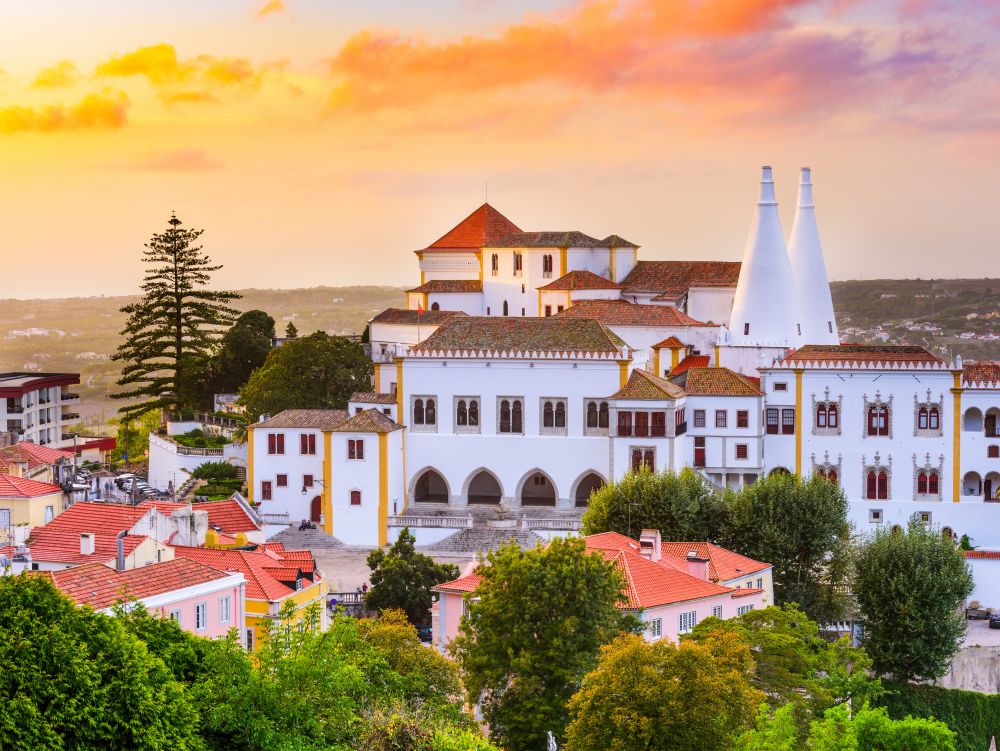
[406,279,483,294]
[0,372,80,397]
[538,270,621,291]
[350,392,397,405]
[653,336,685,349]
[619,261,742,299]
[0,441,75,471]
[490,231,636,249]
[555,299,706,327]
[659,542,770,581]
[254,409,349,431]
[139,499,261,535]
[411,316,626,356]
[0,474,62,499]
[610,369,685,401]
[964,361,1000,388]
[172,544,318,601]
[331,408,402,434]
[24,528,148,565]
[420,203,522,252]
[370,308,468,326]
[673,367,762,397]
[668,354,711,377]
[775,344,946,368]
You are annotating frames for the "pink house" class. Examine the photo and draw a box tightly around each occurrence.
[43,557,246,642]
[432,530,768,651]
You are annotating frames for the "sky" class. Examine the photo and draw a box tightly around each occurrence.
[0,0,997,299]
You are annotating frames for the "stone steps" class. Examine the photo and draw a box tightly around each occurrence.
[424,527,543,554]
[269,526,345,550]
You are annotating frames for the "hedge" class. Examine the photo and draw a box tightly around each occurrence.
[874,681,1000,751]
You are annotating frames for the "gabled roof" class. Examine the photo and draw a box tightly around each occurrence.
[0,474,62,498]
[964,361,1000,388]
[672,367,762,397]
[406,279,483,294]
[653,336,685,349]
[332,408,402,434]
[538,270,621,291]
[669,355,711,377]
[420,203,522,252]
[620,261,742,297]
[42,501,146,534]
[776,344,945,368]
[0,441,74,470]
[490,231,609,248]
[610,369,685,401]
[659,542,770,582]
[435,572,482,594]
[254,409,349,431]
[172,545,319,601]
[44,558,235,611]
[138,499,261,535]
[24,529,149,565]
[411,316,626,356]
[350,392,397,405]
[370,308,469,326]
[555,300,706,327]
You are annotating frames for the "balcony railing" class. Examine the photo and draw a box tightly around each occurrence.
[5,405,24,414]
[62,412,80,421]
[521,517,581,531]
[388,514,474,529]
[62,393,80,401]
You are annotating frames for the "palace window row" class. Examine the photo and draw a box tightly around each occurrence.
[617,411,667,438]
[765,408,796,435]
[631,447,655,471]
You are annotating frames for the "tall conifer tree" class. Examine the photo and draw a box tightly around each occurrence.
[112,214,239,415]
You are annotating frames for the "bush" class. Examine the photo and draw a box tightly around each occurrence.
[173,430,230,449]
[192,461,239,482]
[874,682,1000,751]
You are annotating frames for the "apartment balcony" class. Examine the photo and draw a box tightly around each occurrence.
[62,392,80,402]
[62,412,80,422]
[5,405,24,414]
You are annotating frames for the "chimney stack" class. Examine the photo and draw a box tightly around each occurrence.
[116,530,127,571]
[79,532,95,556]
[685,550,710,581]
[639,529,661,562]
[788,167,838,345]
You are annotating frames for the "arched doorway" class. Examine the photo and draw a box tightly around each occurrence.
[964,407,984,432]
[310,495,322,523]
[574,473,605,507]
[414,469,448,503]
[468,470,502,505]
[502,300,509,316]
[769,467,791,477]
[521,471,556,507]
[963,471,983,499]
[987,409,1000,438]
[942,526,955,542]
[986,472,1000,502]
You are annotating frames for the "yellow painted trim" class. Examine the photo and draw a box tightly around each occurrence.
[794,369,804,475]
[422,292,429,311]
[477,250,483,283]
[714,345,720,367]
[619,360,629,387]
[654,349,660,377]
[400,429,407,512]
[373,363,381,392]
[560,247,568,276]
[378,432,389,546]
[566,291,571,311]
[609,248,616,282]
[396,359,404,423]
[246,426,254,503]
[671,347,681,368]
[538,290,543,316]
[323,430,333,535]
[420,271,425,285]
[952,371,963,502]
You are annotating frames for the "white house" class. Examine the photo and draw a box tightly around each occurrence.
[0,372,83,448]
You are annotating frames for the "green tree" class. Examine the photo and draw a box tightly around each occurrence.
[451,537,638,751]
[721,472,852,624]
[284,321,298,339]
[854,520,973,681]
[238,331,371,420]
[564,630,763,751]
[183,310,276,407]
[0,574,203,751]
[365,529,460,626]
[112,213,239,415]
[582,467,730,541]
[111,408,161,466]
[191,461,240,482]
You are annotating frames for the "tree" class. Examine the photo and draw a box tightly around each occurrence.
[184,310,275,407]
[581,467,730,542]
[721,472,852,624]
[853,519,973,681]
[112,214,240,415]
[0,574,202,751]
[364,529,460,626]
[191,462,239,482]
[111,408,161,466]
[284,321,298,339]
[238,331,371,420]
[451,537,638,751]
[564,630,763,751]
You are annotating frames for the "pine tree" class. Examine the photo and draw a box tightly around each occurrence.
[285,321,298,339]
[112,214,240,415]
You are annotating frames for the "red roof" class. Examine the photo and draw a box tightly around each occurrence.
[776,345,945,368]
[964,361,1000,388]
[659,542,770,582]
[139,499,260,535]
[0,441,74,470]
[0,474,62,498]
[44,558,234,610]
[25,528,148,565]
[593,546,735,609]
[669,354,711,377]
[538,270,621,291]
[654,336,685,349]
[43,501,147,535]
[555,300,706,327]
[620,261,742,298]
[420,203,522,252]
[406,279,483,294]
[172,545,319,601]
[965,550,1000,559]
[435,572,482,593]
[674,367,762,397]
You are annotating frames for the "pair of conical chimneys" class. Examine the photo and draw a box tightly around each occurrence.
[728,166,839,347]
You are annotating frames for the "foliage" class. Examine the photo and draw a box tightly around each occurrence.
[184,310,276,408]
[736,702,956,751]
[721,472,853,624]
[173,429,230,448]
[853,520,973,681]
[191,461,239,481]
[114,603,215,684]
[198,480,244,500]
[111,408,161,464]
[958,534,975,551]
[365,529,460,626]
[111,213,239,415]
[0,574,203,751]
[284,321,298,339]
[451,537,639,751]
[581,467,730,541]
[874,681,1000,751]
[564,630,763,751]
[238,331,371,420]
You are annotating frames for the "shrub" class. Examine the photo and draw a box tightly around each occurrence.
[192,462,239,482]
[874,682,1000,751]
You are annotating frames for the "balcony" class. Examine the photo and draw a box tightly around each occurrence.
[62,412,80,422]
[5,405,24,414]
[62,392,80,402]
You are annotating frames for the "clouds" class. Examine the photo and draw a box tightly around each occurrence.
[0,91,129,134]
[258,0,286,18]
[31,60,79,89]
[126,148,223,171]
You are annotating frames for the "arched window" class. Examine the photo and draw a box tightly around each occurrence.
[468,400,479,426]
[816,404,827,428]
[918,472,928,494]
[827,468,838,486]
[491,253,499,276]
[350,490,361,506]
[512,400,523,433]
[867,406,889,436]
[929,408,940,430]
[413,398,425,425]
[457,400,468,426]
[816,467,827,480]
[543,254,553,277]
[928,472,939,494]
[502,300,509,316]
[599,402,609,428]
[431,302,440,311]
[828,404,838,428]
[586,402,598,428]
[877,471,888,499]
[866,471,877,499]
[425,398,436,425]
[555,402,566,428]
[500,400,511,433]
[543,401,554,428]
[918,407,929,430]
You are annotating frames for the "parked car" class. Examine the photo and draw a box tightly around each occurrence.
[989,613,1000,630]
[416,626,432,643]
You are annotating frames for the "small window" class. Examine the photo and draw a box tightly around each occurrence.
[735,443,748,460]
[261,481,272,501]
[348,439,364,460]
[712,605,723,618]
[678,610,697,634]
[781,408,795,435]
[765,408,779,435]
[737,410,749,428]
[219,596,231,624]
[195,602,207,631]
[350,490,361,506]
[828,404,838,428]
[276,474,287,487]
[928,472,939,494]
[412,397,436,429]
[303,474,314,488]
[989,445,1000,458]
[693,410,706,428]
[246,628,254,651]
[737,604,755,616]
[169,609,181,625]
[544,305,552,317]
[513,252,523,277]
[867,405,889,437]
[491,253,498,276]
[618,411,633,437]
[649,618,662,638]
[499,398,524,434]
[929,408,939,430]
[773,382,787,392]
[743,323,750,336]
[715,410,727,428]
[300,433,316,455]
[267,433,285,454]
[920,511,932,524]
[756,578,762,589]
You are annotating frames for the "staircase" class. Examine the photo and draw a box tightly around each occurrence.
[425,527,543,554]
[269,526,345,550]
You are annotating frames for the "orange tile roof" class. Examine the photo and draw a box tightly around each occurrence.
[331,408,402,433]
[669,355,711,377]
[965,550,1000,559]
[0,474,62,498]
[406,279,483,294]
[620,261,742,298]
[25,529,148,565]
[139,499,261,535]
[370,308,469,325]
[538,270,621,291]
[659,542,770,581]
[490,231,632,249]
[610,369,685,400]
[654,336,685,349]
[43,501,147,534]
[584,531,643,553]
[673,367,762,396]
[0,441,74,471]
[435,572,482,593]
[776,344,945,368]
[45,558,234,610]
[594,546,735,609]
[964,361,1000,387]
[172,545,319,601]
[254,409,349,430]
[555,300,706,327]
[421,203,522,252]
[412,316,626,356]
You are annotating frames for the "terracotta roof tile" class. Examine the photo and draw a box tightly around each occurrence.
[669,355,711,377]
[538,270,621,291]
[43,501,147,534]
[412,316,626,356]
[350,392,397,405]
[659,542,770,581]
[965,550,1000,559]
[964,361,1000,388]
[653,336,685,349]
[594,546,735,609]
[172,545,319,601]
[621,261,741,297]
[777,344,945,368]
[421,203,522,251]
[0,474,62,498]
[138,499,260,535]
[490,231,612,248]
[370,308,469,326]
[332,408,402,433]
[435,572,482,593]
[0,442,74,471]
[406,279,483,294]
[673,367,762,396]
[254,409,349,431]
[610,369,685,400]
[25,529,148,565]
[555,300,706,327]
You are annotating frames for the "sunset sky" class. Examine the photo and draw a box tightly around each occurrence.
[1,0,997,299]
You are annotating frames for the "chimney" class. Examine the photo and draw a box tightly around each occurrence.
[686,550,710,581]
[638,529,661,562]
[79,532,95,556]
[116,530,127,571]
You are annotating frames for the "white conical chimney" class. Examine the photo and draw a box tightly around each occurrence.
[729,166,799,346]
[789,167,838,344]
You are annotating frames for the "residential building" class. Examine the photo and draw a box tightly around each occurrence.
[0,474,64,545]
[0,372,83,448]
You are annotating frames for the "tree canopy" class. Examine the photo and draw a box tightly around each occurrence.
[238,331,371,420]
[451,537,638,751]
[365,528,460,626]
[183,310,275,407]
[854,520,974,681]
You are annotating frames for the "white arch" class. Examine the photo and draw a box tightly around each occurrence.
[462,467,505,500]
[570,470,607,504]
[516,468,559,505]
[409,466,451,500]
[963,407,984,432]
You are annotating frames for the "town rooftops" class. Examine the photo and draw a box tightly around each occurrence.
[619,261,742,299]
[489,231,637,249]
[411,316,626,357]
[23,528,149,565]
[964,360,1000,388]
[139,499,261,535]
[538,270,621,291]
[350,392,397,405]
[332,408,402,434]
[419,203,522,252]
[673,367,762,397]
[370,308,469,326]
[659,542,770,582]
[610,369,685,401]
[0,372,80,397]
[653,336,686,349]
[253,409,349,431]
[0,442,74,471]
[669,354,711,377]
[774,344,946,369]
[43,558,237,611]
[406,279,483,294]
[555,299,706,327]
[172,544,319,601]
[0,474,62,498]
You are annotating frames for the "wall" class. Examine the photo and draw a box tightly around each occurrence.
[967,558,1000,609]
[144,575,245,640]
[607,324,720,364]
[148,432,246,495]
[687,286,736,326]
[249,426,324,523]
[328,432,382,545]
[681,394,762,479]
[0,490,63,538]
[640,589,766,643]
[720,565,774,608]
[425,293,483,316]
[418,251,480,281]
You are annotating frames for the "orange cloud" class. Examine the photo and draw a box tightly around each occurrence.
[160,89,219,105]
[0,91,129,134]
[97,43,264,89]
[31,60,79,89]
[258,0,285,17]
[127,148,223,171]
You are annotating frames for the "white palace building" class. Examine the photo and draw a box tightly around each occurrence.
[246,167,1000,550]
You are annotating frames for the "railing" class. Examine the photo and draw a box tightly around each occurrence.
[260,511,292,525]
[388,514,474,529]
[328,592,366,606]
[62,412,80,421]
[62,393,80,401]
[521,517,581,531]
[175,446,225,457]
[6,406,24,414]
[166,412,241,430]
